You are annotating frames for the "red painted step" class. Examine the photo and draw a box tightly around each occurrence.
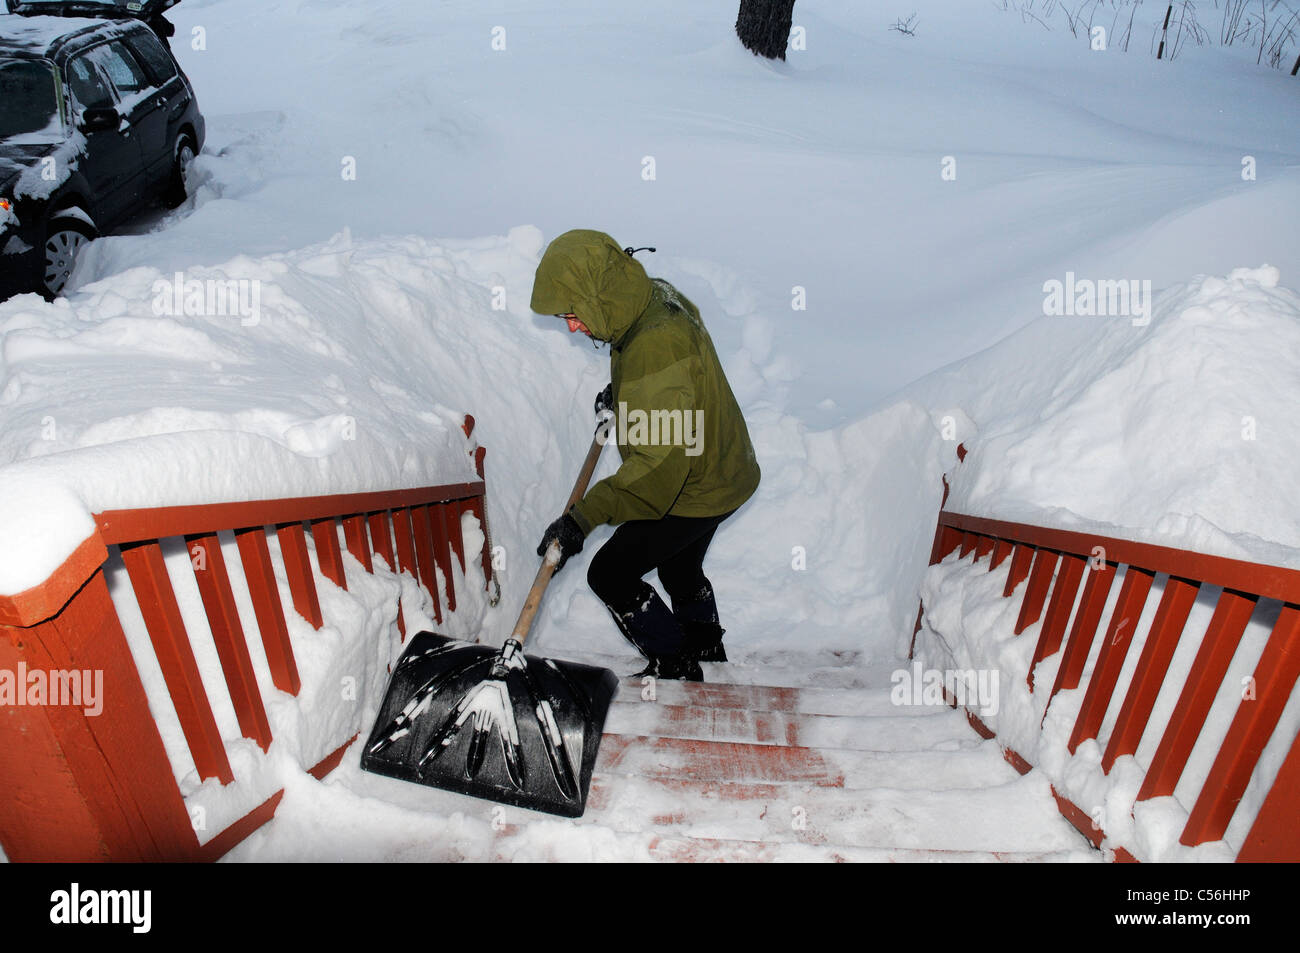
[641,835,1092,863]
[594,735,846,787]
[604,701,980,751]
[615,677,948,717]
[581,771,1086,854]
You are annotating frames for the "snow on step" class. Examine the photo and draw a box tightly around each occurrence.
[604,702,980,751]
[640,836,1096,864]
[616,677,949,718]
[582,662,1091,856]
[484,828,1094,863]
[596,735,846,786]
[593,734,1014,791]
[582,652,885,691]
[580,772,1083,853]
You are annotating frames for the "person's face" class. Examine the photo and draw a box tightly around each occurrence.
[556,313,592,336]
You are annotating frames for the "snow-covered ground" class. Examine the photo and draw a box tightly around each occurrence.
[0,0,1296,861]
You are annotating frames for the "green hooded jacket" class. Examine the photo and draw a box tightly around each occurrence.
[529,230,761,535]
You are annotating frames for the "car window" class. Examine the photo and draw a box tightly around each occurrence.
[83,41,152,101]
[0,58,63,141]
[65,54,116,111]
[124,30,178,86]
[0,59,63,141]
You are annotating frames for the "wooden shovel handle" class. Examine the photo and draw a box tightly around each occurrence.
[509,421,610,644]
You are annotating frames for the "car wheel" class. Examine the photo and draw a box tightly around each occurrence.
[41,215,96,299]
[164,135,197,209]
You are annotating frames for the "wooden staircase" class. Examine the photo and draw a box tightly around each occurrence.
[218,653,1103,861]
[491,657,1100,862]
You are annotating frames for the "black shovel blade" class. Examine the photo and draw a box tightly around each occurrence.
[361,631,619,818]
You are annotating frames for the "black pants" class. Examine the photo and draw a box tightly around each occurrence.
[587,510,734,658]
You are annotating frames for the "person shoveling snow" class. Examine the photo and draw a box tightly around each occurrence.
[530,229,761,681]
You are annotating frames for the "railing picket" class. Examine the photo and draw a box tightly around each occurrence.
[1102,576,1201,772]
[1014,548,1060,635]
[990,538,1014,571]
[1139,589,1257,800]
[119,541,234,784]
[464,496,493,590]
[311,518,347,590]
[391,508,418,581]
[959,531,976,559]
[430,504,456,613]
[276,522,323,629]
[1238,727,1300,861]
[1181,603,1300,846]
[447,499,467,572]
[233,527,300,695]
[367,510,404,639]
[1029,553,1086,689]
[1067,566,1155,753]
[187,533,272,752]
[1047,560,1117,706]
[932,524,962,564]
[341,515,373,574]
[1002,544,1035,597]
[410,505,443,625]
[391,507,419,637]
[974,534,994,562]
[367,511,396,572]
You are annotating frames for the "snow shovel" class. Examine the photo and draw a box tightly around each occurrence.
[360,422,619,818]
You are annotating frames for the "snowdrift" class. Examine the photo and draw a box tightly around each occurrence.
[906,265,1300,569]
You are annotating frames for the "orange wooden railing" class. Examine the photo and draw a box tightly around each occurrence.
[0,417,493,862]
[914,466,1300,861]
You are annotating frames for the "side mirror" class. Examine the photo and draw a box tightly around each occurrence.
[80,106,119,133]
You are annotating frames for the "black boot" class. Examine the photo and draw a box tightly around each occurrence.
[605,583,702,681]
[633,654,704,682]
[671,583,727,662]
[682,621,727,663]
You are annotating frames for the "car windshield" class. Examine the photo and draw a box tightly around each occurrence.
[0,59,63,141]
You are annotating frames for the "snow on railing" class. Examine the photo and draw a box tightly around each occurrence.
[913,472,1300,862]
[0,417,493,861]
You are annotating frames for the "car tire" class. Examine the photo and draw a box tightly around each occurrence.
[163,135,197,209]
[40,214,97,300]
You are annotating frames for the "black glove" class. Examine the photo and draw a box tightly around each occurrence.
[537,513,585,571]
[594,383,614,421]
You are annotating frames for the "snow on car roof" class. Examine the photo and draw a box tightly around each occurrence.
[0,14,125,56]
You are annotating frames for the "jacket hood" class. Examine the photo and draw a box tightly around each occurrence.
[529,229,653,344]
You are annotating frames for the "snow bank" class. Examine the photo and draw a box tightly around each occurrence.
[0,227,550,594]
[908,266,1300,570]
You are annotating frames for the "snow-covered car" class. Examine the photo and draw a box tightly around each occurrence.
[0,1,203,299]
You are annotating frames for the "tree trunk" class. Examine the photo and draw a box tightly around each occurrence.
[736,0,796,61]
